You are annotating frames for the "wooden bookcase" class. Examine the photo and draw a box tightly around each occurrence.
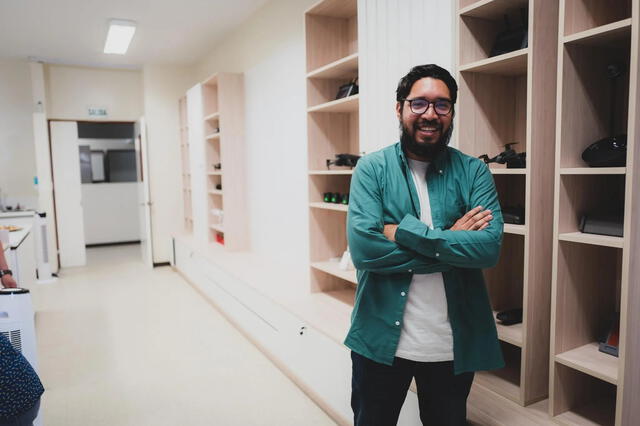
[200,72,248,250]
[456,0,559,406]
[179,95,193,233]
[549,1,637,424]
[305,0,359,301]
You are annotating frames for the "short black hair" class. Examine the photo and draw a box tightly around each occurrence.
[396,64,458,104]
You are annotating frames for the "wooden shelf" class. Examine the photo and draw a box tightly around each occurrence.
[203,112,220,121]
[555,343,618,385]
[564,18,632,46]
[308,170,354,175]
[560,167,626,175]
[504,224,526,235]
[490,168,527,175]
[209,224,224,233]
[208,190,223,196]
[307,53,358,79]
[308,94,359,113]
[310,261,357,285]
[459,49,528,76]
[205,133,221,140]
[309,202,348,212]
[207,171,223,176]
[459,0,529,20]
[554,397,617,426]
[558,232,624,249]
[493,311,523,347]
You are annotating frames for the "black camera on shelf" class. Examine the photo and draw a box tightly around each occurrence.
[335,78,359,100]
[326,153,361,169]
[479,143,526,169]
[323,192,349,205]
[213,163,222,170]
[495,308,523,326]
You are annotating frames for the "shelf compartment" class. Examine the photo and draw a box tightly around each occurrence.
[307,111,359,170]
[475,341,522,403]
[458,71,527,159]
[308,94,359,113]
[311,260,357,285]
[558,232,623,249]
[309,207,349,292]
[305,0,357,72]
[552,363,617,425]
[484,233,525,320]
[459,49,528,76]
[202,84,219,117]
[459,2,529,65]
[309,202,348,212]
[558,174,625,235]
[563,0,631,37]
[493,174,526,226]
[556,342,618,385]
[559,38,630,168]
[307,53,358,79]
[554,241,622,360]
[560,167,626,175]
[307,77,359,108]
[564,19,632,47]
[493,310,523,347]
[203,112,220,122]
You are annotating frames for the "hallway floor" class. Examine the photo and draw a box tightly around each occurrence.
[31,245,336,426]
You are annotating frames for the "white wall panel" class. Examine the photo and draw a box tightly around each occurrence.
[358,0,455,154]
[186,84,208,247]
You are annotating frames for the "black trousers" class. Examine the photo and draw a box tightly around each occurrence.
[351,351,474,426]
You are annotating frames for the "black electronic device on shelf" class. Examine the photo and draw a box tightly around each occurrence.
[335,78,359,100]
[326,153,361,169]
[489,9,528,57]
[496,308,523,326]
[502,206,525,225]
[579,207,624,237]
[323,192,349,205]
[582,64,628,167]
[479,143,526,169]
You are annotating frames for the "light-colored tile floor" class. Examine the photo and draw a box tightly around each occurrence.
[31,245,336,426]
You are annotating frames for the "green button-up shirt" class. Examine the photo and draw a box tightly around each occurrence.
[344,142,505,374]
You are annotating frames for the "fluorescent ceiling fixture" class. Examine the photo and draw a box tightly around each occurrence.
[104,20,136,54]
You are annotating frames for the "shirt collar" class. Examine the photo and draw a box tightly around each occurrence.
[395,142,449,175]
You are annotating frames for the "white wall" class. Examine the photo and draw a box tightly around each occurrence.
[195,0,316,269]
[81,183,140,245]
[0,59,38,210]
[142,65,195,263]
[45,64,143,121]
[358,0,456,153]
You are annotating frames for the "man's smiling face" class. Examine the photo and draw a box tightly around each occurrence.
[396,77,453,160]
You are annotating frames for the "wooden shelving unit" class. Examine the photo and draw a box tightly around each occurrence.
[550,1,637,424]
[179,95,193,233]
[200,72,248,250]
[305,0,359,299]
[457,0,559,406]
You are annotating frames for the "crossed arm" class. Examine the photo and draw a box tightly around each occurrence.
[348,158,503,274]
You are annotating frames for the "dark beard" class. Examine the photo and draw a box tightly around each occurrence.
[400,120,453,161]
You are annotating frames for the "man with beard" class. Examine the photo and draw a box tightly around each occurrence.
[345,64,504,426]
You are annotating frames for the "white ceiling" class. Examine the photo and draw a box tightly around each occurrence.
[0,0,269,69]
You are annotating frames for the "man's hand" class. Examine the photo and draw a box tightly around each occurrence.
[450,206,493,231]
[1,274,17,289]
[383,224,399,242]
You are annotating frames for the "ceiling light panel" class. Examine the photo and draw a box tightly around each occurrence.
[104,19,136,55]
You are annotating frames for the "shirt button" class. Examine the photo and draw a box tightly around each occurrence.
[401,292,406,297]
[439,169,443,174]
[435,252,440,257]
[395,321,400,326]
[408,269,412,273]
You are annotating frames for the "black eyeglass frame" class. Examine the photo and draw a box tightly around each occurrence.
[400,98,454,116]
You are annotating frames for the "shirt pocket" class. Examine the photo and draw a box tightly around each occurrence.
[443,199,468,229]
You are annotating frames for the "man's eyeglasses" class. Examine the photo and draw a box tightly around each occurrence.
[401,98,453,116]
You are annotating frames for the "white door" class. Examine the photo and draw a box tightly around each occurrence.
[135,117,154,267]
[50,121,87,267]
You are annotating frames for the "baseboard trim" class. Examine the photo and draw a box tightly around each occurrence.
[86,241,140,248]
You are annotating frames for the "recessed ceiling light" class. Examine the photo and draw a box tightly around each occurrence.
[104,19,136,55]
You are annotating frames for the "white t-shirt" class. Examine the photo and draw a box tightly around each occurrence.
[395,158,454,362]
